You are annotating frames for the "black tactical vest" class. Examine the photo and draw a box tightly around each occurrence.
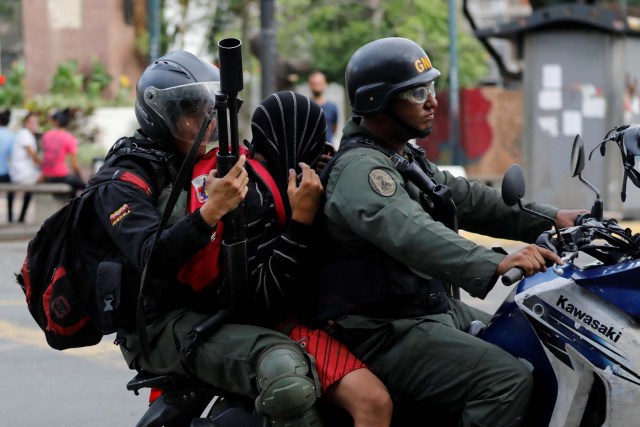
[308,138,456,326]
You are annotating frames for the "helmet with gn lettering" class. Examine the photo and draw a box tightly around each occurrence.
[345,37,441,116]
[135,50,220,144]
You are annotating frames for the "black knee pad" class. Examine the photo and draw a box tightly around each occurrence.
[254,343,322,426]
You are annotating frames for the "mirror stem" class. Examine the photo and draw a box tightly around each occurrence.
[517,200,564,252]
[591,198,603,222]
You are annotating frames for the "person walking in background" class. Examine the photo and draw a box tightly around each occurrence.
[40,108,86,196]
[9,112,41,223]
[0,109,15,223]
[308,71,339,147]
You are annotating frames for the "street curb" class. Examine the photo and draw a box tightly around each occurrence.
[0,225,40,242]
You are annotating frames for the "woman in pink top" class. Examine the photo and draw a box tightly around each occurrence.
[40,108,86,196]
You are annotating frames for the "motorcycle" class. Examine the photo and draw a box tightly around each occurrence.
[127,125,640,426]
[484,124,640,427]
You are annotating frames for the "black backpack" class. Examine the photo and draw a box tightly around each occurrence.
[16,138,173,350]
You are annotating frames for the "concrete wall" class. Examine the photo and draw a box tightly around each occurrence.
[21,0,143,98]
[87,107,138,151]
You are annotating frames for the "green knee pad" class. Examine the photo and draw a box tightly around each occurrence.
[254,344,322,426]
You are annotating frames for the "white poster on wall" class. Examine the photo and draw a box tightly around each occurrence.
[538,116,559,137]
[542,64,562,89]
[582,97,606,119]
[563,110,583,136]
[48,0,82,29]
[539,90,562,110]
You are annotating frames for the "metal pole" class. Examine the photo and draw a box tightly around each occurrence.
[148,0,161,62]
[260,0,276,98]
[448,0,461,165]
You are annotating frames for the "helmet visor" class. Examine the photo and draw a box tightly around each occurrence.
[144,81,220,143]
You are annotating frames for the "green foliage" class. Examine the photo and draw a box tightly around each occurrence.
[167,0,489,90]
[86,58,113,99]
[305,3,379,84]
[21,57,118,148]
[0,60,25,106]
[50,60,84,96]
[0,0,18,19]
[276,0,488,89]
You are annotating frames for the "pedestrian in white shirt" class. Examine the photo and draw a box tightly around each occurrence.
[9,112,41,223]
[0,109,15,223]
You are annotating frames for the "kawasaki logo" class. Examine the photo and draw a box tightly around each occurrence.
[556,295,622,343]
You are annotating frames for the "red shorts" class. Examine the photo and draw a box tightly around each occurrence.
[288,323,367,391]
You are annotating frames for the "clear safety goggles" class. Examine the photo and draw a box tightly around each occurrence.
[143,81,221,143]
[396,81,436,104]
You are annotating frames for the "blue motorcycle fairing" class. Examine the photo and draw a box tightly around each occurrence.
[483,282,558,427]
[568,258,640,321]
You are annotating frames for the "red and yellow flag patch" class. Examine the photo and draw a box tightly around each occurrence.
[110,203,131,226]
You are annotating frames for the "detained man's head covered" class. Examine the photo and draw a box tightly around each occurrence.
[250,91,327,192]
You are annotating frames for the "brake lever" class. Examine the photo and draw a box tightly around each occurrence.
[502,228,569,286]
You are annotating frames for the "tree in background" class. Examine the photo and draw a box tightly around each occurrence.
[276,0,489,89]
[164,0,489,90]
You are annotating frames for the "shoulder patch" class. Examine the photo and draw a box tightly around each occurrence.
[368,169,396,197]
[191,174,208,204]
[110,203,131,226]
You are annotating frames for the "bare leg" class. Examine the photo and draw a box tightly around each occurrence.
[324,368,393,427]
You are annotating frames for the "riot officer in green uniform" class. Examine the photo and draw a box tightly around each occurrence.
[309,37,587,426]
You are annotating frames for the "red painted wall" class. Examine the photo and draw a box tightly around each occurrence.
[417,87,523,178]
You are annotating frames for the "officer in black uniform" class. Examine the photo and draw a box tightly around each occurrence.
[310,37,587,426]
[95,50,324,426]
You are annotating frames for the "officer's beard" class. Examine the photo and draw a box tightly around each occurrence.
[417,127,432,138]
[387,109,431,140]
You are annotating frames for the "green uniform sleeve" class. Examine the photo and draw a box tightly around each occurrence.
[324,148,506,298]
[431,165,559,243]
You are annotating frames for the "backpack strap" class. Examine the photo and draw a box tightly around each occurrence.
[137,113,220,374]
[246,158,286,231]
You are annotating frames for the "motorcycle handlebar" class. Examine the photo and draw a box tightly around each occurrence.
[502,267,524,286]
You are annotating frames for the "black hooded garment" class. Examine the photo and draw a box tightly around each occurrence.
[243,91,327,323]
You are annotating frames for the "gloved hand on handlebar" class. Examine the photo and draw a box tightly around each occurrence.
[496,244,564,282]
[556,209,590,228]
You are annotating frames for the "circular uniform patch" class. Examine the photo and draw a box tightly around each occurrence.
[368,168,396,197]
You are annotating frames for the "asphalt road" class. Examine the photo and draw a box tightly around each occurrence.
[0,234,518,426]
[0,240,147,427]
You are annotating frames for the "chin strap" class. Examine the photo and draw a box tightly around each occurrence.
[385,107,431,139]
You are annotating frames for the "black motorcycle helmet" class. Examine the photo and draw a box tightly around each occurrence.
[345,37,441,116]
[135,50,220,144]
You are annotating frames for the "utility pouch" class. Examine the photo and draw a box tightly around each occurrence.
[384,261,450,316]
[95,260,123,334]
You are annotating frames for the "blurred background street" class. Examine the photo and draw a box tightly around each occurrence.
[3,1,640,425]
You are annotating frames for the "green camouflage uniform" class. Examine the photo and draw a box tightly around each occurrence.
[319,117,558,426]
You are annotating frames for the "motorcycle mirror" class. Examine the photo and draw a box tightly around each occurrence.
[571,135,603,221]
[570,134,585,178]
[502,163,563,250]
[599,142,606,157]
[623,125,640,157]
[501,164,526,207]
